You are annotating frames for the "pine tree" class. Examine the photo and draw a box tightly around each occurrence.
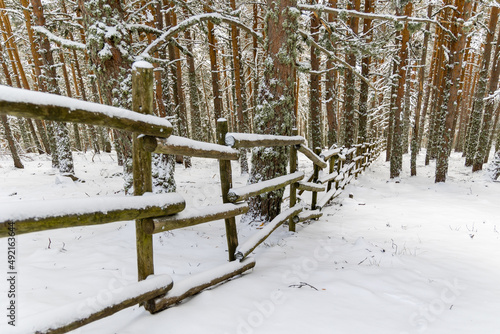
[248,0,299,221]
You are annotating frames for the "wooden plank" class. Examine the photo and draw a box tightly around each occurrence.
[0,85,173,138]
[235,205,303,260]
[320,147,342,160]
[289,128,298,232]
[297,144,328,168]
[142,135,239,160]
[296,181,325,192]
[24,275,173,334]
[227,171,304,203]
[225,132,305,148]
[152,258,256,313]
[132,62,156,299]
[0,194,185,238]
[149,203,249,234]
[296,210,323,222]
[318,171,339,184]
[317,188,343,210]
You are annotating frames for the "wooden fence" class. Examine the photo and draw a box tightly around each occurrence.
[0,61,382,333]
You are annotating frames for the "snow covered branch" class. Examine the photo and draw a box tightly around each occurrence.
[141,13,264,57]
[32,26,86,51]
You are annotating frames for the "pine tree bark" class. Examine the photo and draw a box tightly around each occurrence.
[31,0,75,177]
[1,115,24,168]
[343,0,361,149]
[248,0,298,221]
[465,6,499,167]
[390,2,412,179]
[410,4,432,176]
[357,0,373,143]
[325,0,338,147]
[435,0,472,182]
[473,23,500,171]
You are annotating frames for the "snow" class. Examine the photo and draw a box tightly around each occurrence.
[225,133,305,147]
[164,135,239,156]
[0,150,499,334]
[32,26,86,51]
[228,171,304,202]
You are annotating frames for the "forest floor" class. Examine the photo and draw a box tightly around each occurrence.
[0,148,499,334]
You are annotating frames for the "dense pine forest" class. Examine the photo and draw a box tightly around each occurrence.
[0,0,499,198]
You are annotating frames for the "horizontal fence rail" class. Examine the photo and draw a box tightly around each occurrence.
[0,85,173,138]
[0,194,185,237]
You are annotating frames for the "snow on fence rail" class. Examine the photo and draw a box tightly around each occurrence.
[225,132,305,148]
[0,60,383,332]
[0,85,173,138]
[141,135,239,160]
[227,171,305,203]
[0,194,185,238]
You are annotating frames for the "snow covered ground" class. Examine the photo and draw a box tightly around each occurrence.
[0,149,499,334]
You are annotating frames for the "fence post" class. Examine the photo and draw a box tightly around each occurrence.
[311,147,321,210]
[132,62,155,310]
[289,128,298,232]
[327,154,337,192]
[217,118,238,261]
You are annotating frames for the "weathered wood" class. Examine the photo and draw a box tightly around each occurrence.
[227,171,304,203]
[0,85,173,138]
[132,63,155,310]
[149,203,249,234]
[318,171,339,185]
[297,144,328,168]
[327,153,338,191]
[317,188,343,210]
[141,135,239,160]
[30,275,173,334]
[289,128,298,232]
[296,181,325,192]
[296,210,323,222]
[225,132,305,148]
[320,147,342,160]
[0,194,185,238]
[235,204,303,260]
[152,258,256,313]
[217,119,239,261]
[311,147,321,210]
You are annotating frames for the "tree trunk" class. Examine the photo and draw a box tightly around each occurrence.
[248,0,298,221]
[343,0,361,149]
[390,2,412,179]
[465,6,499,167]
[435,0,472,182]
[357,0,373,143]
[473,23,500,171]
[410,4,432,176]
[1,115,24,168]
[31,0,75,177]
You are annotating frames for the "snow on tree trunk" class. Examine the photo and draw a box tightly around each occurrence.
[343,0,360,150]
[472,23,500,171]
[357,0,373,144]
[435,0,472,183]
[1,115,24,169]
[390,2,411,179]
[247,0,299,222]
[31,0,74,177]
[465,6,499,168]
[309,0,322,150]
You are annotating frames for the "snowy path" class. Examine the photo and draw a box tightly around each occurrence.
[1,151,499,334]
